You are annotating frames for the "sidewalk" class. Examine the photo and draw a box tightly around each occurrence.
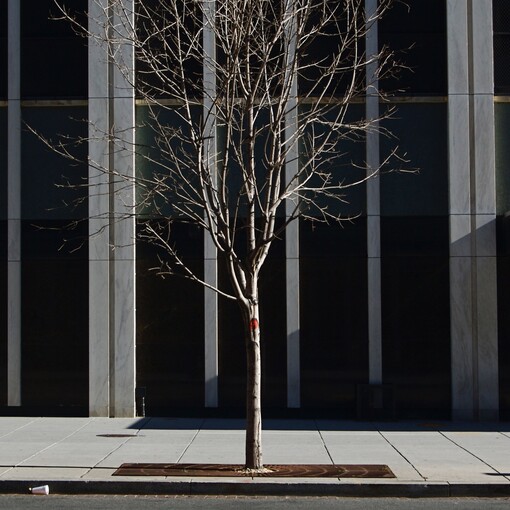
[1,417,510,497]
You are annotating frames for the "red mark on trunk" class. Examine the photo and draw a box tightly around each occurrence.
[250,318,259,330]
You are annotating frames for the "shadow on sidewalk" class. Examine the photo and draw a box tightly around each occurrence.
[127,417,510,433]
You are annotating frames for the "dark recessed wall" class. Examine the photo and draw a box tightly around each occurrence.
[136,222,205,412]
[300,219,368,415]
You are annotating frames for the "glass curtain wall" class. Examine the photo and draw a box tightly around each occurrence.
[379,0,451,418]
[18,0,88,411]
[134,5,206,411]
[495,0,510,419]
[299,104,368,415]
[134,0,288,414]
[135,106,206,411]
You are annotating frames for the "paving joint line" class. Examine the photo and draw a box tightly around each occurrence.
[0,417,40,441]
[438,430,510,482]
[377,430,426,481]
[91,419,151,471]
[176,418,206,463]
[498,429,510,481]
[314,419,335,466]
[16,419,92,468]
[496,427,510,476]
[0,467,16,479]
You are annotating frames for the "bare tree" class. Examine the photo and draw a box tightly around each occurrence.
[50,0,396,471]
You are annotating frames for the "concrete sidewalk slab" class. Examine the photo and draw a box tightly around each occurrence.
[2,417,510,496]
[441,431,510,474]
[379,431,505,482]
[321,431,422,480]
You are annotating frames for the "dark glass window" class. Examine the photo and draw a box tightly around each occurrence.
[495,104,510,215]
[300,220,368,415]
[381,217,449,257]
[299,1,365,97]
[21,220,88,410]
[381,256,451,418]
[0,106,6,404]
[299,104,367,219]
[21,0,87,99]
[0,221,5,406]
[494,0,510,95]
[21,106,88,221]
[217,273,246,410]
[380,100,450,418]
[136,0,202,100]
[379,0,447,96]
[21,220,87,260]
[381,103,448,217]
[136,222,205,412]
[0,1,6,100]
[498,243,510,418]
[495,103,510,416]
[300,218,367,258]
[136,104,204,218]
[0,108,6,220]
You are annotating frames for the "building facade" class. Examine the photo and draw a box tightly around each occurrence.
[1,0,510,420]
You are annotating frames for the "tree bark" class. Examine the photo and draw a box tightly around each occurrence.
[243,296,263,470]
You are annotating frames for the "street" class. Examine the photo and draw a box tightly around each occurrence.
[0,496,509,510]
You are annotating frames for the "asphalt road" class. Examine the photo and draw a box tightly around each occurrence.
[1,496,510,510]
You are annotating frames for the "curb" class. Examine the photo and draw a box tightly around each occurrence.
[2,479,510,498]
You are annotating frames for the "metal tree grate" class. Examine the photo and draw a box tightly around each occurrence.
[113,463,396,478]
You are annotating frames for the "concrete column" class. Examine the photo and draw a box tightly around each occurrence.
[285,10,300,408]
[88,0,136,417]
[111,1,136,417]
[88,0,111,417]
[7,0,21,406]
[286,221,300,408]
[448,0,498,420]
[204,239,218,407]
[448,0,472,420]
[366,0,382,385]
[470,0,498,420]
[203,0,218,407]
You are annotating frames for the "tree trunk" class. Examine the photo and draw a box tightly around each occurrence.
[243,298,263,470]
